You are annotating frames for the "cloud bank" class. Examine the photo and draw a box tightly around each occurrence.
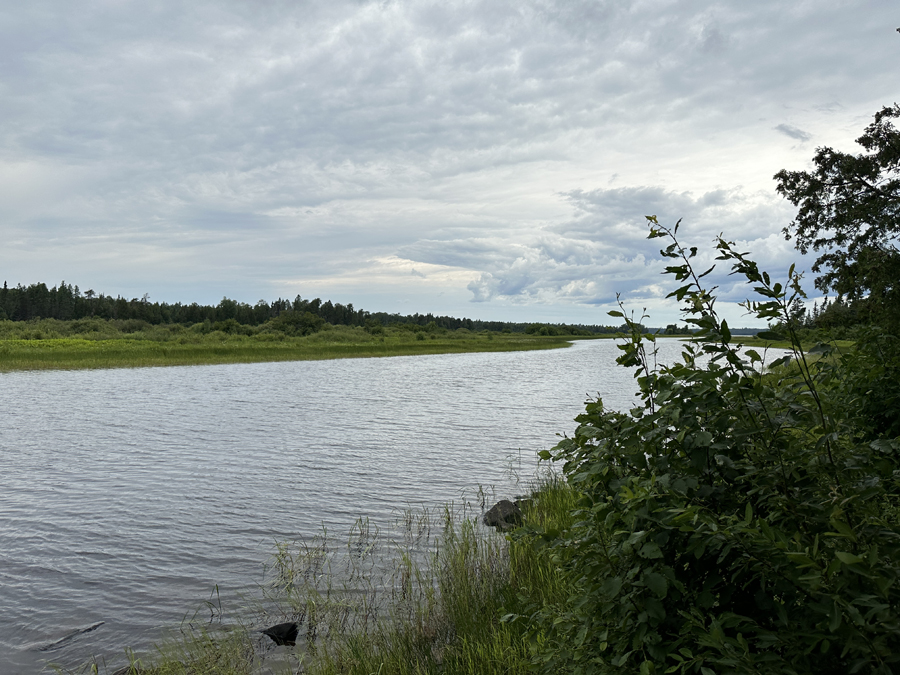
[1,0,897,324]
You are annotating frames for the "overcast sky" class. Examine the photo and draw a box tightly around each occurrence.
[1,1,897,326]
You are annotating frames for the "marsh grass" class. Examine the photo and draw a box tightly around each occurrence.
[0,325,574,372]
[78,473,577,675]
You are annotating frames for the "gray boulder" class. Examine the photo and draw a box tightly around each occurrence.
[483,499,523,531]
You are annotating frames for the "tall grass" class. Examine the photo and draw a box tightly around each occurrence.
[0,329,574,372]
[77,473,577,675]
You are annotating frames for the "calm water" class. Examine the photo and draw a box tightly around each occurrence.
[0,339,695,673]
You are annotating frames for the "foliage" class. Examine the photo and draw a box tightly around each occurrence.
[535,217,900,674]
[267,310,325,336]
[525,323,598,336]
[775,104,900,329]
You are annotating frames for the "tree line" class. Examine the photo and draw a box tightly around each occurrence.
[0,280,620,335]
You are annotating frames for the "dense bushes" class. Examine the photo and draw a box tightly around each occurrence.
[535,219,900,674]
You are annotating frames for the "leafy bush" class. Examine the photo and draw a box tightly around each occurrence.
[267,310,325,336]
[535,218,900,674]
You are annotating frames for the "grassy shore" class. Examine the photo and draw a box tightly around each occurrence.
[79,475,577,675]
[0,324,581,372]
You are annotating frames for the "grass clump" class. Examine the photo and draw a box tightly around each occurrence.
[279,475,576,675]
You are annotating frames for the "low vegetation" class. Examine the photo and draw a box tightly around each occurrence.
[0,322,580,371]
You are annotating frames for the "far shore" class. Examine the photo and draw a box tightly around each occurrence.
[0,330,590,372]
[0,318,818,373]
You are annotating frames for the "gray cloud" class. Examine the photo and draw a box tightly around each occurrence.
[774,124,812,142]
[422,186,802,310]
[0,0,896,324]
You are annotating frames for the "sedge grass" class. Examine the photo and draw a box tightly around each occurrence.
[76,473,578,675]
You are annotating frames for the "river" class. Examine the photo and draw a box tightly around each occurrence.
[0,338,749,673]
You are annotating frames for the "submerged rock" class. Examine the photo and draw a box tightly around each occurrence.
[260,621,299,646]
[483,499,523,531]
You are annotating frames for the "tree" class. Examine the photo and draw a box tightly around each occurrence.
[774,104,900,327]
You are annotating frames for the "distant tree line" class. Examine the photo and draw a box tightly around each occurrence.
[0,281,623,335]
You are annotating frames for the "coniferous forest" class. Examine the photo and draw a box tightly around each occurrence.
[0,279,619,336]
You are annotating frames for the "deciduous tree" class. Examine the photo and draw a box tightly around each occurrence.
[775,104,900,327]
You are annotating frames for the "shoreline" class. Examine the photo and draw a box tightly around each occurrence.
[0,333,590,373]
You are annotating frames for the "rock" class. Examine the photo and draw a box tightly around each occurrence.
[482,499,523,531]
[260,621,299,646]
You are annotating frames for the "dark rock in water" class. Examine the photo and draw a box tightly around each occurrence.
[483,499,523,531]
[260,621,299,646]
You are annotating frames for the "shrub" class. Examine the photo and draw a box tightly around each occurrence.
[534,218,900,674]
[267,310,325,336]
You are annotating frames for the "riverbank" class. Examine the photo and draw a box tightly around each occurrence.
[0,326,585,372]
[84,474,577,675]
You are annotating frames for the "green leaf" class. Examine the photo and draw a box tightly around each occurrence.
[644,572,668,598]
[835,551,864,565]
[744,349,762,362]
[601,576,623,599]
[768,355,793,368]
[639,542,664,559]
[756,331,787,341]
[786,552,815,567]
[829,519,857,542]
[537,450,552,460]
[611,652,632,667]
[829,602,842,632]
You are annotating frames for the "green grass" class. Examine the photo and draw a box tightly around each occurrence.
[77,474,578,675]
[0,328,575,372]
